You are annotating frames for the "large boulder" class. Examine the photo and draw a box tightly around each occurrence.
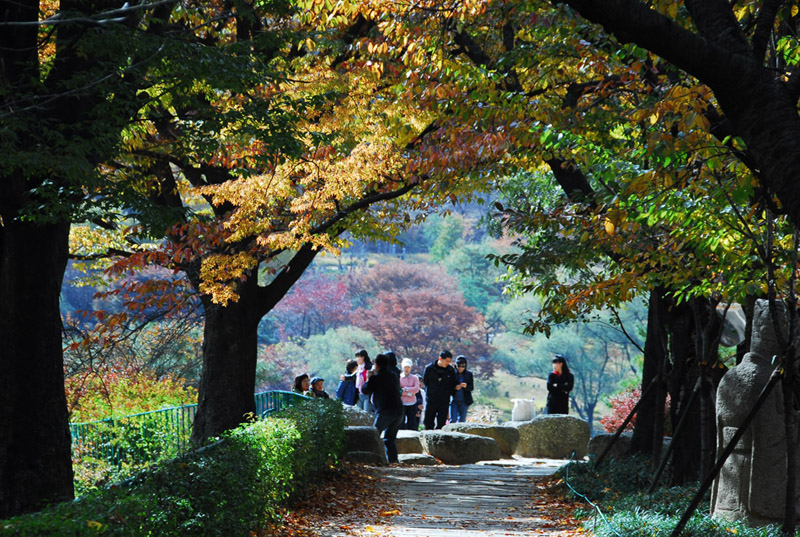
[420,431,501,465]
[344,451,386,465]
[344,426,387,464]
[442,423,520,457]
[588,432,633,460]
[399,453,439,466]
[587,432,672,460]
[342,405,375,426]
[514,415,590,459]
[396,430,423,454]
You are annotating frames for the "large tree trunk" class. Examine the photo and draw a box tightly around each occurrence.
[0,220,73,517]
[190,244,320,444]
[667,299,702,485]
[190,278,261,444]
[632,287,668,453]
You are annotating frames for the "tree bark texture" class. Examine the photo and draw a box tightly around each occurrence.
[667,300,702,485]
[0,220,73,516]
[632,287,668,453]
[190,282,261,444]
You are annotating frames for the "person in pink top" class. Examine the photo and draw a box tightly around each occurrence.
[399,358,421,430]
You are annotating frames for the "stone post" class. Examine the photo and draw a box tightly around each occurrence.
[711,299,800,525]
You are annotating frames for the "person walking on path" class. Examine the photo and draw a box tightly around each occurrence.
[422,350,457,429]
[361,353,404,463]
[449,355,474,423]
[545,354,574,414]
[399,358,421,429]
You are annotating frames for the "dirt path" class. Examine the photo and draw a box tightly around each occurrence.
[333,459,587,537]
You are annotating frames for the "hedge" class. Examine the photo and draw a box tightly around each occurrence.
[1,399,345,536]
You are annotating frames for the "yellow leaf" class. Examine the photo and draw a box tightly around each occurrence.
[793,5,799,17]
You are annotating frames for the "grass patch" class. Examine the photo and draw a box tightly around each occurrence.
[558,455,784,537]
[2,400,345,537]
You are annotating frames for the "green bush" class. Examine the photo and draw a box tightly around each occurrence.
[560,456,784,537]
[2,401,345,536]
[278,399,346,490]
[73,410,194,496]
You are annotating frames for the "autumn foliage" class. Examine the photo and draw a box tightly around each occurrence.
[600,386,671,435]
[270,274,351,339]
[65,365,196,423]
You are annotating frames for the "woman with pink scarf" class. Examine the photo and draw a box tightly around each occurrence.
[354,349,374,413]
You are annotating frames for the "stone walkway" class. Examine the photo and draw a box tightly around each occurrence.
[334,458,582,536]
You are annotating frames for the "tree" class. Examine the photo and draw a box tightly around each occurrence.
[267,272,352,340]
[78,7,473,445]
[558,0,800,226]
[0,0,207,514]
[352,262,493,369]
[325,0,789,488]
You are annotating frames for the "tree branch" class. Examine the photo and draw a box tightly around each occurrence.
[559,0,749,89]
[751,0,783,63]
[684,0,751,55]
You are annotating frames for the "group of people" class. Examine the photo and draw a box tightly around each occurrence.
[294,349,475,463]
[293,350,573,464]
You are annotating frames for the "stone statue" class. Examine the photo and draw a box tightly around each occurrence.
[711,299,800,525]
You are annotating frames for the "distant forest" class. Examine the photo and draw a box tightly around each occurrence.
[61,202,646,431]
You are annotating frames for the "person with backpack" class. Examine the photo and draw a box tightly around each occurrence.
[335,359,359,405]
[361,353,404,463]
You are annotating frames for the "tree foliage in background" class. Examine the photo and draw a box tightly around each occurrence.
[268,273,351,340]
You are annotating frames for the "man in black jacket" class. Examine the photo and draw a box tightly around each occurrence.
[422,350,457,429]
[361,353,404,463]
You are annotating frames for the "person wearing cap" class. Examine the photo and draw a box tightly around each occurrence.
[546,354,574,414]
[422,350,457,429]
[308,377,330,399]
[399,358,421,429]
[450,355,474,423]
[361,353,404,463]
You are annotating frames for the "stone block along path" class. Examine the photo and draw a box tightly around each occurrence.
[330,459,584,537]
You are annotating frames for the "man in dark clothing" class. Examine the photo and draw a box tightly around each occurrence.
[361,353,404,463]
[385,351,402,377]
[422,350,457,430]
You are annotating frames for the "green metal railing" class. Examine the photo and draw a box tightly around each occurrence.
[70,390,309,466]
[255,389,310,417]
